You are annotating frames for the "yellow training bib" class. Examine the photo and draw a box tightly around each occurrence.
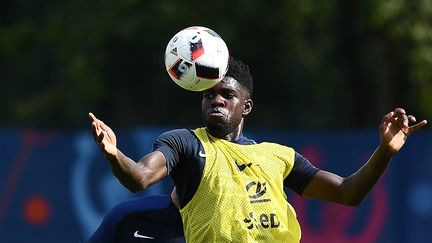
[180,128,301,242]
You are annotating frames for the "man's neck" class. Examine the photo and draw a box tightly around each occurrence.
[206,120,244,142]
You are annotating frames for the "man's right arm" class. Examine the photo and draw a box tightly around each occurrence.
[89,112,167,192]
[108,150,167,192]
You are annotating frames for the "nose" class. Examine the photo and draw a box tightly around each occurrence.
[211,94,225,107]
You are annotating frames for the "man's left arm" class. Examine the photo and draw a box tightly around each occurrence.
[302,108,427,206]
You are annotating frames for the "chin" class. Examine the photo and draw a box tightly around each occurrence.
[205,122,231,138]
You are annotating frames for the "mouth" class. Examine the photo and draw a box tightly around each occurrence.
[208,108,226,117]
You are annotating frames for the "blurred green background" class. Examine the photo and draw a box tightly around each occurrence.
[1,0,431,129]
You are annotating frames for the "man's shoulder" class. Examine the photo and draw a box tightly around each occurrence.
[159,128,196,139]
[156,128,202,147]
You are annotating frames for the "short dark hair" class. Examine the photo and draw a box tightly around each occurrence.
[225,56,253,98]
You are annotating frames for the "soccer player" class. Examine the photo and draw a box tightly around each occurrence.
[89,57,427,242]
[87,188,184,243]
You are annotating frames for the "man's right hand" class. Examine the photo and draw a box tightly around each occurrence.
[89,112,118,160]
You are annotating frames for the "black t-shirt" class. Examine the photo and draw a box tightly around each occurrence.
[153,129,319,208]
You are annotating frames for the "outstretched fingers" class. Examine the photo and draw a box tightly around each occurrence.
[89,112,108,144]
[409,119,428,133]
[384,108,428,135]
[394,108,428,133]
[88,112,97,122]
[90,113,112,132]
[91,121,100,142]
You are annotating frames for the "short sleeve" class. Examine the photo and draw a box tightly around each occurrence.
[152,129,192,174]
[284,151,320,195]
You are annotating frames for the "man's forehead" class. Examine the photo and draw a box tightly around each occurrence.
[218,76,239,88]
[204,76,242,93]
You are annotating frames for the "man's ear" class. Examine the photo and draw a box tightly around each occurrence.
[243,99,253,116]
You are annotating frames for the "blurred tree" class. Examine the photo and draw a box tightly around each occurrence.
[0,0,430,129]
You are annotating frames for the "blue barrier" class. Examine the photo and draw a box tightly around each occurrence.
[0,128,431,243]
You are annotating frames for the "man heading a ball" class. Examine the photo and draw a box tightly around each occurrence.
[89,57,427,242]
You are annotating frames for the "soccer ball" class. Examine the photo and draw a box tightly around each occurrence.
[164,26,229,91]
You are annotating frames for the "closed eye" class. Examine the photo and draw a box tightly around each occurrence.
[224,93,235,99]
[203,93,213,99]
